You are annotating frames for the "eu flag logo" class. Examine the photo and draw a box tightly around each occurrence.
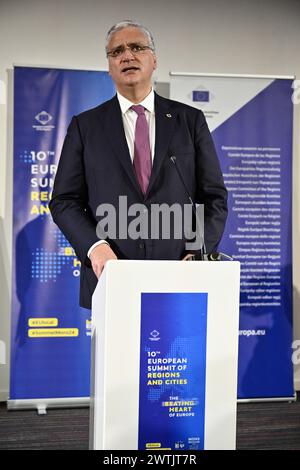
[192,90,209,102]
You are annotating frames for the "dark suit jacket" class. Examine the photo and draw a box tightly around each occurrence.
[49,93,227,308]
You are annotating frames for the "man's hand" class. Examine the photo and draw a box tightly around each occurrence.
[182,253,195,261]
[89,244,117,279]
[181,253,195,261]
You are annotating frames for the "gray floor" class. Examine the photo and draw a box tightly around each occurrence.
[0,396,299,450]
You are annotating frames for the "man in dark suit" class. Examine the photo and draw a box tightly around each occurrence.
[49,20,227,309]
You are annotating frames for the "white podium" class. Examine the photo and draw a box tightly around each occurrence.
[90,260,240,450]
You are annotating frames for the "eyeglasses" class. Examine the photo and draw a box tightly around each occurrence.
[106,43,154,58]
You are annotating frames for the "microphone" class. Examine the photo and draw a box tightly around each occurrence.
[170,156,233,262]
[170,155,205,260]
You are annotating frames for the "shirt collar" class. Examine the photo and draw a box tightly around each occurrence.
[117,88,155,114]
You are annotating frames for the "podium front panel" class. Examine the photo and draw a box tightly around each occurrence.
[91,260,240,450]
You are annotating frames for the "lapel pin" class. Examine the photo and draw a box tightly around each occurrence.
[166,113,172,118]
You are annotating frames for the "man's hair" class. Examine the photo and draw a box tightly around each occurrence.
[105,20,155,53]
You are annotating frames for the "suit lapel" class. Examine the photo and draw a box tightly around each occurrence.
[102,95,143,197]
[146,93,177,197]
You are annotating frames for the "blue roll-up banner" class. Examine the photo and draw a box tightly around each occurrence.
[170,74,294,399]
[10,66,115,403]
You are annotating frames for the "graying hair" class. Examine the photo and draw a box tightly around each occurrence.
[105,20,155,53]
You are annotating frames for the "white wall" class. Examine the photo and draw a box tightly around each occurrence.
[0,0,300,399]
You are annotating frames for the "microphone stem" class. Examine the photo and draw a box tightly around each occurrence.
[170,156,205,260]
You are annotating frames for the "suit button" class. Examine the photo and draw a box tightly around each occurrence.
[139,242,145,249]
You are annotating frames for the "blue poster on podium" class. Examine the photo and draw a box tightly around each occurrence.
[138,292,208,450]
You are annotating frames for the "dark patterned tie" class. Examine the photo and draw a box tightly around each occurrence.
[131,105,152,194]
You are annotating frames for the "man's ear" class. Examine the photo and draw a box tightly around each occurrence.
[153,54,157,71]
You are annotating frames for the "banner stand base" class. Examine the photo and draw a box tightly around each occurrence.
[7,397,90,414]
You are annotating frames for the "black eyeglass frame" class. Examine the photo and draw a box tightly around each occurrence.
[106,43,154,58]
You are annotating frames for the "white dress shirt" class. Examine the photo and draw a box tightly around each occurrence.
[117,89,155,162]
[87,89,156,258]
